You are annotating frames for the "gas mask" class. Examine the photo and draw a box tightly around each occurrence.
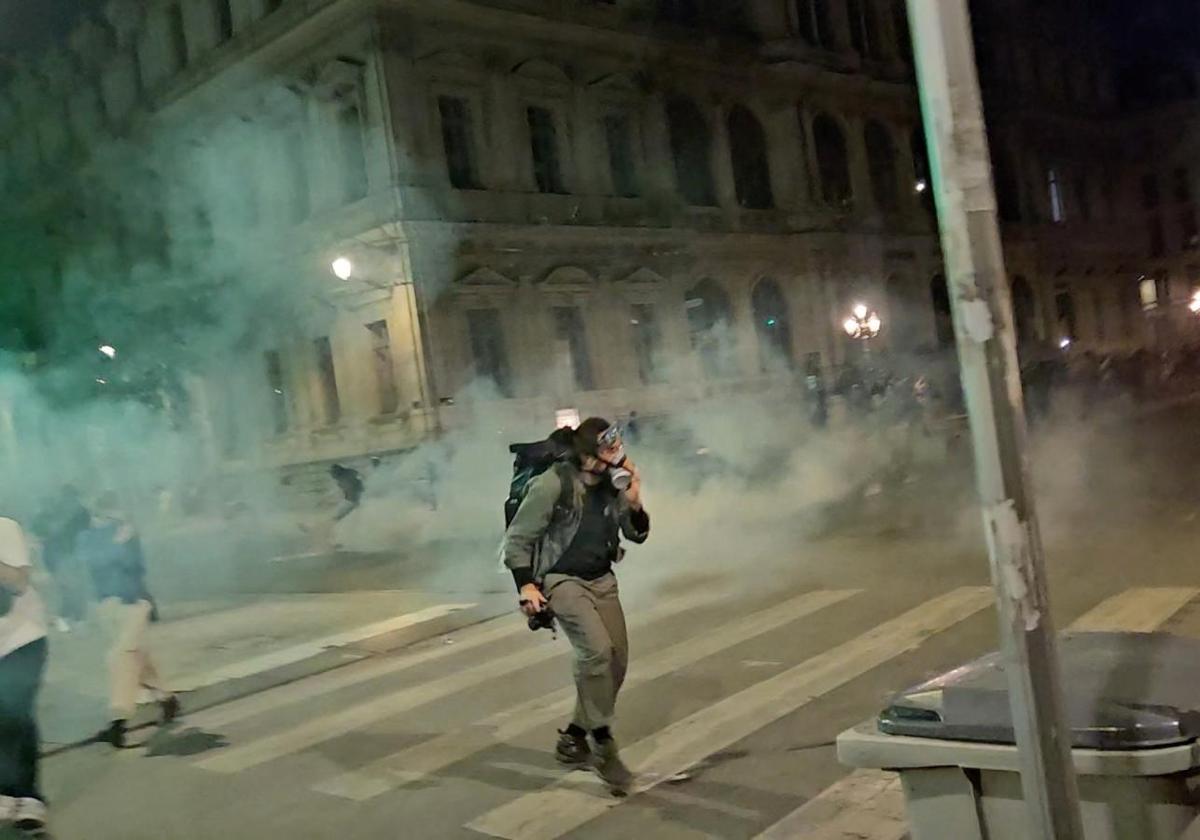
[597,425,633,491]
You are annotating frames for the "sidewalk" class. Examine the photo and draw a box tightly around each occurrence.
[39,586,514,750]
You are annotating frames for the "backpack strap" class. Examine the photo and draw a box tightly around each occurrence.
[551,461,574,517]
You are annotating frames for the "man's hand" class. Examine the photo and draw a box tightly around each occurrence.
[622,461,643,511]
[519,583,547,617]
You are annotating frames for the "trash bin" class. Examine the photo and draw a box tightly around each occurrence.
[838,632,1200,840]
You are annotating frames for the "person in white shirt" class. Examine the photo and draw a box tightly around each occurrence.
[0,516,49,832]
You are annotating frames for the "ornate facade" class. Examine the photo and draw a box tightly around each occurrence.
[0,0,1178,479]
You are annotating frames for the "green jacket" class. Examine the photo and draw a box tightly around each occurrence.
[502,461,650,586]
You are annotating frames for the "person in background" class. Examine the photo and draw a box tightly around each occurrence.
[0,514,50,832]
[31,485,91,633]
[329,463,365,522]
[76,495,178,748]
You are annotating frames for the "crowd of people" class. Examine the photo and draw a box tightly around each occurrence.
[0,488,179,834]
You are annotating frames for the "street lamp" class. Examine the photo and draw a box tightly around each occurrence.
[915,178,929,193]
[843,303,883,341]
[331,256,354,281]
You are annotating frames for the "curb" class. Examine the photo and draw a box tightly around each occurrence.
[41,598,513,759]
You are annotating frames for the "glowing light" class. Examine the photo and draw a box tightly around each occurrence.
[95,378,108,385]
[844,303,882,340]
[766,317,777,327]
[1190,291,1200,314]
[1059,337,1072,349]
[915,179,928,193]
[98,345,116,359]
[331,256,354,281]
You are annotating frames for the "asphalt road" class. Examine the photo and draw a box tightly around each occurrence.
[29,399,1200,840]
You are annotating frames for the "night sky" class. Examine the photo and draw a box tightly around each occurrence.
[0,0,1196,94]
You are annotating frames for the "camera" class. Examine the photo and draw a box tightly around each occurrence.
[528,607,556,632]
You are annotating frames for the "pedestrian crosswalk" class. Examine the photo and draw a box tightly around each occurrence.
[116,584,1200,840]
[312,587,860,800]
[465,587,992,840]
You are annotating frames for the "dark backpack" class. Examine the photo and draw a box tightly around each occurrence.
[504,430,574,527]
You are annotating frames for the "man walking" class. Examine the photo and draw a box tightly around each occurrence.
[502,418,650,793]
[76,495,178,748]
[0,514,50,832]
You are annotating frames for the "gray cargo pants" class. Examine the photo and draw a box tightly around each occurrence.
[543,572,628,731]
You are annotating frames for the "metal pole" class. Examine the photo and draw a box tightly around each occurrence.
[904,1,1085,837]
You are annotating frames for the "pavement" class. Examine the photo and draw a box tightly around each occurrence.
[39,586,514,750]
[24,394,1200,839]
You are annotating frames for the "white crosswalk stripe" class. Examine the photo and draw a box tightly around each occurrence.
[175,602,478,694]
[193,587,717,773]
[464,586,994,840]
[1066,586,1199,634]
[751,769,907,840]
[749,586,1200,840]
[192,611,528,730]
[311,588,860,800]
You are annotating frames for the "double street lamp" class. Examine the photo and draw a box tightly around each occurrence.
[842,303,883,341]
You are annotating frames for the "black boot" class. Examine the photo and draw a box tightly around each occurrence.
[97,719,127,749]
[554,728,592,768]
[593,737,634,794]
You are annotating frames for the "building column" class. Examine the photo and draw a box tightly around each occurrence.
[730,280,762,376]
[709,103,740,213]
[764,104,808,212]
[800,108,823,207]
[640,93,678,201]
[484,71,524,192]
[377,44,441,190]
[845,115,875,217]
[570,84,605,197]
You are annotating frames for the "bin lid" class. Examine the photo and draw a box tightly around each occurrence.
[879,632,1200,750]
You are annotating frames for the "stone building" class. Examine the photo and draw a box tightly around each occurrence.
[0,0,1176,482]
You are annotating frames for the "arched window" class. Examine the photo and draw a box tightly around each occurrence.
[848,0,884,60]
[864,121,899,212]
[751,279,793,371]
[813,114,852,207]
[930,273,954,347]
[685,278,735,378]
[666,97,717,206]
[993,148,1021,223]
[1011,275,1036,346]
[727,106,774,210]
[794,0,835,49]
